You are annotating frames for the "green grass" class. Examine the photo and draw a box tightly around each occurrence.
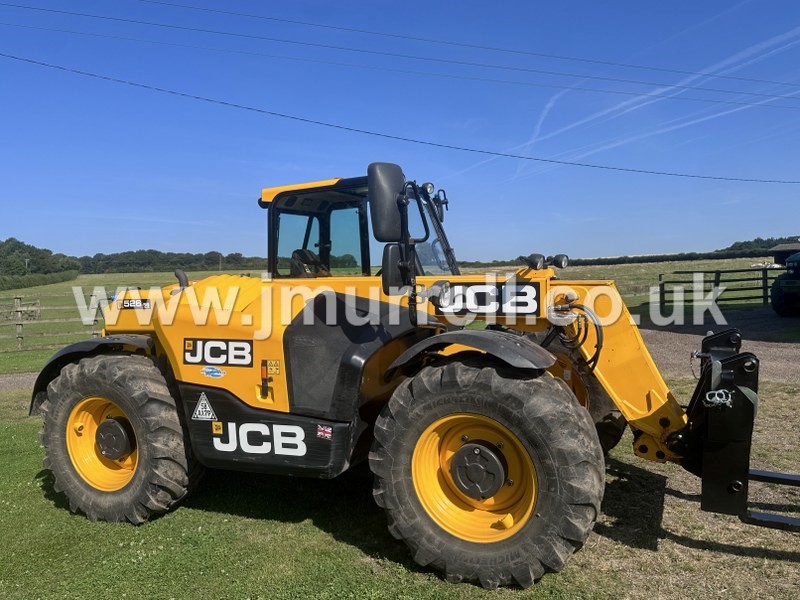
[1,380,797,599]
[0,388,596,600]
[0,349,54,374]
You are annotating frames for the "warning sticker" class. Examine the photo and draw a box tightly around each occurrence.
[192,392,218,421]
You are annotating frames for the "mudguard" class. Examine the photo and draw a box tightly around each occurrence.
[29,334,155,415]
[388,329,556,374]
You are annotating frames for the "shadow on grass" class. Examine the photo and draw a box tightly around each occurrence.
[595,458,800,562]
[666,487,800,515]
[593,458,667,551]
[183,463,423,571]
[665,530,800,561]
[35,456,800,571]
[35,469,70,511]
[36,461,426,573]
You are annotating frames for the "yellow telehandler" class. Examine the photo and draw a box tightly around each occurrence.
[31,163,799,588]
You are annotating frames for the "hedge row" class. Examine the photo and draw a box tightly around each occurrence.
[0,270,79,291]
[459,248,770,269]
[567,248,769,266]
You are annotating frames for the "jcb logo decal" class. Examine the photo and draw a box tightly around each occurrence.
[184,339,253,367]
[436,283,540,315]
[212,421,307,456]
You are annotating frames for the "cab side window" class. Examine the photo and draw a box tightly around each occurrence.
[327,206,364,275]
[276,213,321,277]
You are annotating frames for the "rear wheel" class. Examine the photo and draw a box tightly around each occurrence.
[370,357,605,589]
[40,354,197,523]
[771,274,800,317]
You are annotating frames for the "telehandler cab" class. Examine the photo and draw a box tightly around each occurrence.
[32,163,799,589]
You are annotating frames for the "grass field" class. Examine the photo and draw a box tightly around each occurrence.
[0,257,780,375]
[1,378,797,599]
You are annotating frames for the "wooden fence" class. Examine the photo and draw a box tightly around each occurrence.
[0,293,100,352]
[658,267,782,309]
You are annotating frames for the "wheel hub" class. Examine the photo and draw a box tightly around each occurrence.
[95,417,133,460]
[449,442,507,500]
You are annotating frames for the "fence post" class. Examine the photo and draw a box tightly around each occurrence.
[762,268,769,305]
[14,296,23,350]
[658,274,665,310]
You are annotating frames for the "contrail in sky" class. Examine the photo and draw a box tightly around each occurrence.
[441,21,800,184]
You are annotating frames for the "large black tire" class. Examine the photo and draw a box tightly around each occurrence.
[369,357,605,589]
[533,334,627,453]
[771,273,800,317]
[39,354,197,523]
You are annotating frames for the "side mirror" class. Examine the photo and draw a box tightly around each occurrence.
[368,162,406,242]
[381,243,407,295]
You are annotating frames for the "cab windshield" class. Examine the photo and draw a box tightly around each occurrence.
[407,189,460,277]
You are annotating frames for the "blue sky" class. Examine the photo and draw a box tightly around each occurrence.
[1,0,799,261]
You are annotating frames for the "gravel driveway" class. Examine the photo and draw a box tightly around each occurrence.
[641,306,800,384]
[0,371,37,392]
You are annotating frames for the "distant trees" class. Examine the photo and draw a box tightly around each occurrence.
[0,238,81,290]
[78,250,267,273]
[721,236,800,252]
[329,254,357,268]
[4,232,797,279]
[458,235,799,269]
[0,238,80,275]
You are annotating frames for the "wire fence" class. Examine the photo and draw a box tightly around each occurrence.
[0,293,100,352]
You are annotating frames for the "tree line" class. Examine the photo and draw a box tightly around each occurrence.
[77,250,267,273]
[459,236,799,269]
[0,238,81,276]
[2,235,796,280]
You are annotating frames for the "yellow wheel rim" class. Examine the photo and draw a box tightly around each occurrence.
[66,397,138,491]
[412,413,536,543]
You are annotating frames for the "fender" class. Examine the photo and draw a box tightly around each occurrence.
[388,329,556,374]
[29,334,155,415]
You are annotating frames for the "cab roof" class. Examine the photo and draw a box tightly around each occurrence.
[259,175,368,207]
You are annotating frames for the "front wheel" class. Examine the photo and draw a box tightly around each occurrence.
[369,357,605,589]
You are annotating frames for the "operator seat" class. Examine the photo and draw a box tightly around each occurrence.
[290,249,330,278]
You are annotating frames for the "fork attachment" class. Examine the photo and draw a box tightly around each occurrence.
[667,329,800,532]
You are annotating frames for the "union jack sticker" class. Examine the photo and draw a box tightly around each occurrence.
[316,424,333,440]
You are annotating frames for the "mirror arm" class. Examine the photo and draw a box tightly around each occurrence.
[397,191,418,326]
[411,184,431,243]
[406,241,418,326]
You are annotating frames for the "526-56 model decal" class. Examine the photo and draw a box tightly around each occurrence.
[435,282,541,316]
